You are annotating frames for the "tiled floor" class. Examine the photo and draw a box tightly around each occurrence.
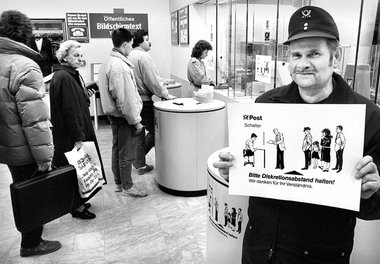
[0,120,207,264]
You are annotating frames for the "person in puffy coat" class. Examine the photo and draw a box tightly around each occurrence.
[0,10,61,257]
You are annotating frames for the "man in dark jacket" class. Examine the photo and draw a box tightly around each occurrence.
[0,10,61,257]
[214,6,380,264]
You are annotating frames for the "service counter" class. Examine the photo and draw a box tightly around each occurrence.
[154,98,226,196]
[206,148,249,264]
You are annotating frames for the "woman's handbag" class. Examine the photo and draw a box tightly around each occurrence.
[64,141,105,198]
[10,165,81,233]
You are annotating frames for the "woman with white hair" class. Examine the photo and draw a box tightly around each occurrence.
[50,40,106,220]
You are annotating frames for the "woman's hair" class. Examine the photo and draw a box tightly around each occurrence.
[56,40,81,63]
[322,128,332,138]
[0,10,33,45]
[111,28,133,48]
[313,141,319,146]
[132,29,148,48]
[191,40,213,58]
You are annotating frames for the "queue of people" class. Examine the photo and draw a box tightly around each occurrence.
[0,10,174,257]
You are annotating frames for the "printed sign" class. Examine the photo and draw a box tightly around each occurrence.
[178,6,189,45]
[228,103,366,211]
[255,55,272,83]
[66,13,89,43]
[171,11,179,45]
[89,13,148,38]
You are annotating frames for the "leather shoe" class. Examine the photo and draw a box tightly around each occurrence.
[20,239,61,257]
[301,167,308,170]
[71,208,96,219]
[337,169,342,173]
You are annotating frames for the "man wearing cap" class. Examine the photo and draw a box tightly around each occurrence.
[214,5,380,264]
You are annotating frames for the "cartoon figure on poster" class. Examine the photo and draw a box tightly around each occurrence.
[243,133,258,166]
[267,128,285,170]
[214,197,219,222]
[301,127,313,170]
[237,208,243,234]
[311,141,320,169]
[320,128,333,172]
[223,203,228,227]
[333,125,346,173]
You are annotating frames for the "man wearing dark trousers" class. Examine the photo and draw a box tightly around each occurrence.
[333,125,346,173]
[0,10,61,257]
[214,6,380,264]
[301,127,312,170]
[129,29,175,175]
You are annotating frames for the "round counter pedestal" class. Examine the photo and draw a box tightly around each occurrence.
[206,148,249,264]
[154,98,226,196]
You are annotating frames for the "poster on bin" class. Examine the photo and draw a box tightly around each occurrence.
[227,103,365,211]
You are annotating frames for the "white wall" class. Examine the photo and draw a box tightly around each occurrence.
[169,1,212,96]
[1,0,171,83]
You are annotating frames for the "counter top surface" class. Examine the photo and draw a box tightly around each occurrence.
[154,98,225,113]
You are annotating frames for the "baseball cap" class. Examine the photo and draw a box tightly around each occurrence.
[284,6,339,45]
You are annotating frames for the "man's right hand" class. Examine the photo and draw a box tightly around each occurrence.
[37,161,52,172]
[134,123,144,135]
[213,151,234,181]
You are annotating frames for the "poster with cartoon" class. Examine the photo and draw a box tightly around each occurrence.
[228,103,366,211]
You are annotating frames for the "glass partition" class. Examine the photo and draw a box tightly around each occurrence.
[197,0,380,105]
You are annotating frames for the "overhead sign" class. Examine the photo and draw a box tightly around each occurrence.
[89,13,148,38]
[66,13,89,43]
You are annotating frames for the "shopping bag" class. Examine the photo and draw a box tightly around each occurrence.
[81,141,105,180]
[64,142,105,198]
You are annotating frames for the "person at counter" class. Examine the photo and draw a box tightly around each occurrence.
[129,29,175,175]
[187,40,214,93]
[213,6,380,264]
[98,28,147,197]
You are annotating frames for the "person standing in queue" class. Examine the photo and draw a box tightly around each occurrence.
[0,10,61,257]
[128,29,176,175]
[50,40,106,220]
[98,28,148,197]
[214,6,380,264]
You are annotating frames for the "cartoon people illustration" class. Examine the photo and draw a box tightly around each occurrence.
[320,128,333,172]
[227,212,231,228]
[209,195,214,217]
[214,197,218,222]
[267,128,285,170]
[208,195,212,213]
[333,125,346,173]
[231,207,237,231]
[311,141,320,169]
[237,208,243,234]
[301,127,313,170]
[244,133,257,166]
[224,203,228,227]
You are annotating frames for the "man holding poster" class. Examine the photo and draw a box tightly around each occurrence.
[214,6,380,264]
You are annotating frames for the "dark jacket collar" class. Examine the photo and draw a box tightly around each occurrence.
[268,72,356,104]
[53,64,79,75]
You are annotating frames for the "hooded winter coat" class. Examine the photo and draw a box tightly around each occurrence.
[0,37,53,166]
